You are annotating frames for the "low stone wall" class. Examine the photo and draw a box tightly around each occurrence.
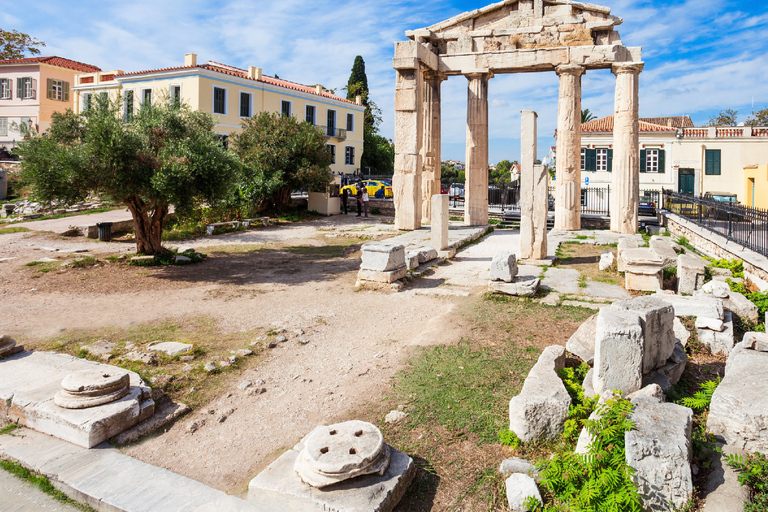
[662,212,768,289]
[82,219,135,238]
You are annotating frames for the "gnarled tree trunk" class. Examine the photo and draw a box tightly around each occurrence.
[124,196,169,255]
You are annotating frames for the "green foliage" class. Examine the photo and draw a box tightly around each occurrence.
[529,396,641,512]
[663,267,678,281]
[442,163,465,184]
[0,226,29,234]
[557,363,598,443]
[678,378,720,411]
[0,423,21,435]
[746,108,768,127]
[346,56,369,101]
[581,109,597,123]
[490,159,517,184]
[707,109,739,127]
[0,459,92,510]
[232,112,331,211]
[706,257,744,278]
[499,429,522,449]
[362,131,394,175]
[727,278,768,320]
[726,452,768,512]
[0,29,45,59]
[676,236,697,253]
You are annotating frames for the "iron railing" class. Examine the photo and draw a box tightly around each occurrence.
[661,190,768,256]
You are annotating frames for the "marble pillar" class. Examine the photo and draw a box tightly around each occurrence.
[393,63,423,230]
[465,72,490,226]
[520,111,548,260]
[610,62,644,234]
[421,72,443,223]
[431,194,449,251]
[554,64,584,231]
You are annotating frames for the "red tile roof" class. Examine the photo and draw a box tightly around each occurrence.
[581,115,677,133]
[121,61,358,105]
[0,56,100,73]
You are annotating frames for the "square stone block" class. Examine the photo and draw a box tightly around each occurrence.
[249,437,415,512]
[357,267,407,284]
[360,242,406,272]
[625,266,662,292]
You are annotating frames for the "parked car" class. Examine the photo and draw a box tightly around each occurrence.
[440,184,448,194]
[340,180,393,199]
[449,183,465,200]
[703,191,743,221]
[638,199,656,217]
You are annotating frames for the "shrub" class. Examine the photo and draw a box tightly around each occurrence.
[706,257,744,278]
[726,452,768,512]
[557,363,598,444]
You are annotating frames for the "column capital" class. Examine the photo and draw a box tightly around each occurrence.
[612,62,645,76]
[555,64,585,77]
[422,69,447,82]
[463,69,493,80]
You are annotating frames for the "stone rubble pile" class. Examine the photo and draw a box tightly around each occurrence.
[1,198,104,220]
[488,250,540,297]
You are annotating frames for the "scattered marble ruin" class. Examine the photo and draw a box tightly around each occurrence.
[488,250,541,296]
[53,369,131,410]
[394,0,643,234]
[0,334,22,357]
[519,111,548,261]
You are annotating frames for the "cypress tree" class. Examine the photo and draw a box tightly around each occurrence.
[346,56,369,102]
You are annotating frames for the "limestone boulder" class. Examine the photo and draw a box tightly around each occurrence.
[611,296,676,374]
[565,313,597,365]
[742,332,768,352]
[617,237,639,272]
[416,247,438,264]
[700,280,730,299]
[148,342,193,357]
[626,395,693,511]
[677,254,706,295]
[499,457,539,480]
[708,339,768,453]
[593,308,644,395]
[490,251,518,283]
[652,293,724,320]
[360,241,406,272]
[625,265,662,292]
[488,276,540,297]
[622,247,664,267]
[505,473,541,512]
[628,383,665,402]
[598,250,615,271]
[508,345,571,442]
[81,340,117,361]
[673,317,690,347]
[649,236,678,268]
[724,291,759,324]
[405,252,419,270]
[698,312,735,356]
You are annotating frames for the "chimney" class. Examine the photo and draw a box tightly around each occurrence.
[356,95,363,105]
[248,66,262,80]
[185,53,197,67]
[315,84,323,94]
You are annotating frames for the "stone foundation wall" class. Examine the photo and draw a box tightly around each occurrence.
[663,212,768,286]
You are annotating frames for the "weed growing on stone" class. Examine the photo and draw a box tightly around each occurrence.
[0,423,21,435]
[726,452,768,512]
[0,459,95,511]
[676,236,698,253]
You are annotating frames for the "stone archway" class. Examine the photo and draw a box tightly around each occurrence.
[393,0,644,234]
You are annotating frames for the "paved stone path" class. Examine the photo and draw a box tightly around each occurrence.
[0,468,82,512]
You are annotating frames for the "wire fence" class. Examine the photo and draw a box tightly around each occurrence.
[661,190,768,256]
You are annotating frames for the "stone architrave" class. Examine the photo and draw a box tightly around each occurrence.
[393,41,423,231]
[593,308,644,395]
[610,62,644,234]
[520,111,548,260]
[464,72,490,226]
[421,72,443,222]
[554,64,584,232]
[431,194,449,251]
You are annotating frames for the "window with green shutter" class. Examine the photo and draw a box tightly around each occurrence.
[585,148,597,171]
[705,149,721,175]
[658,149,665,173]
[213,87,226,114]
[640,149,647,172]
[123,90,134,122]
[607,148,613,172]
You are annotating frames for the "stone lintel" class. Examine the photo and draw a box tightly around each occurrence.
[393,40,439,71]
[612,61,645,75]
[436,45,641,76]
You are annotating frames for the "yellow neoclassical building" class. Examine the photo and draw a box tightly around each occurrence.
[72,54,365,175]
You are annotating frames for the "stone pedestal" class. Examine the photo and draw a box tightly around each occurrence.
[465,72,490,226]
[421,73,443,223]
[520,111,548,260]
[431,194,449,250]
[554,64,584,231]
[610,62,644,234]
[393,42,423,231]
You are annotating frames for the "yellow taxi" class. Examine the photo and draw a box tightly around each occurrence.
[341,180,393,199]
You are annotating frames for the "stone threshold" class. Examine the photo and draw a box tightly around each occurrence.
[0,428,315,512]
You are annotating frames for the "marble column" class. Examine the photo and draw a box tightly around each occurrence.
[554,64,585,231]
[421,72,443,223]
[610,62,644,234]
[464,72,490,226]
[520,111,548,260]
[393,61,423,230]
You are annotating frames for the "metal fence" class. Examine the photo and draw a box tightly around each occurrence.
[661,190,768,256]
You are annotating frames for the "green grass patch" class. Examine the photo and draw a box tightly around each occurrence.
[0,226,30,235]
[0,459,94,510]
[0,424,21,435]
[25,260,60,274]
[71,256,96,268]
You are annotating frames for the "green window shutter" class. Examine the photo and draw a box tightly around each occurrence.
[640,149,647,172]
[46,78,53,100]
[714,150,721,175]
[63,81,69,102]
[705,149,721,175]
[658,149,665,173]
[586,148,596,171]
[607,149,613,172]
[18,79,23,99]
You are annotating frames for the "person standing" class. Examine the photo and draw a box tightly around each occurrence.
[355,183,363,217]
[341,187,349,215]
[362,188,370,218]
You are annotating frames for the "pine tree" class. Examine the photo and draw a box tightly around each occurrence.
[346,56,369,102]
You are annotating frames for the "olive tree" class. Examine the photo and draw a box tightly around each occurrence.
[16,95,239,254]
[231,112,332,210]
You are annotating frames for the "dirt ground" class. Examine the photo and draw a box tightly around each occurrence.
[0,215,481,497]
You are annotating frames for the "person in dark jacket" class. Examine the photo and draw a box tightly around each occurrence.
[355,183,363,217]
[341,187,349,214]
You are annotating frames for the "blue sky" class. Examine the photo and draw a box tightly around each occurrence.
[3,0,767,163]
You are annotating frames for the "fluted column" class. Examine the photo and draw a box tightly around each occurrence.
[421,72,443,222]
[465,72,490,226]
[393,62,423,230]
[610,62,644,234]
[554,64,585,231]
